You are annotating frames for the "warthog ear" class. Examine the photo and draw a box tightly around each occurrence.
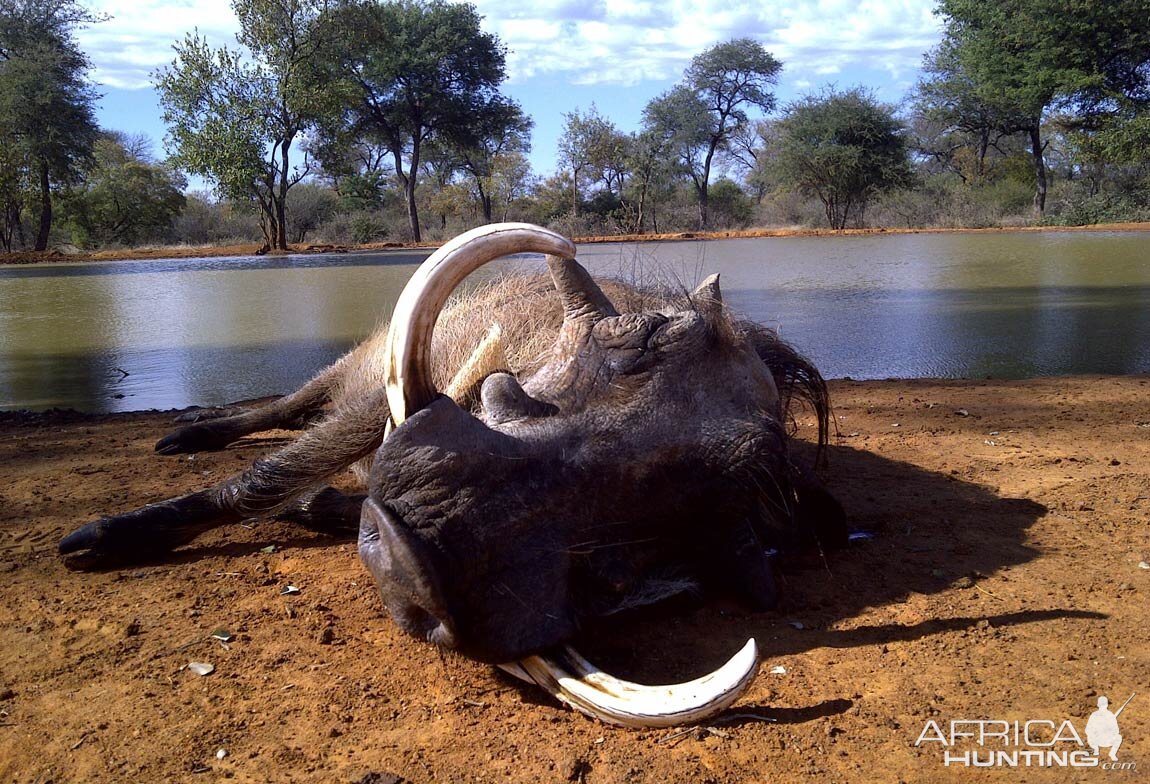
[691,273,723,313]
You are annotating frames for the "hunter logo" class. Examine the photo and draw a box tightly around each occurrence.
[915,692,1137,770]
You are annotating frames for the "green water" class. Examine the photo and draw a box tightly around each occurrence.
[1,231,1147,412]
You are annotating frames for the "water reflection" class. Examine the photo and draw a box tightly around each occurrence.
[1,232,1148,412]
[0,340,358,412]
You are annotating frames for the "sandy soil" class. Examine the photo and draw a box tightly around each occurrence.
[3,222,1149,266]
[1,376,1147,783]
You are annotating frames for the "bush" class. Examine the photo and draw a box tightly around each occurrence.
[314,210,389,245]
[172,193,261,245]
[1045,181,1150,225]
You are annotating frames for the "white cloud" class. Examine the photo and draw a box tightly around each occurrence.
[477,0,942,86]
[79,0,239,89]
[78,0,942,92]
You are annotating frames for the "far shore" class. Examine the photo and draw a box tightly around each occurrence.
[3,221,1150,266]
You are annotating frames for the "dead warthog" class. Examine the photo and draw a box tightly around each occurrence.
[60,224,845,726]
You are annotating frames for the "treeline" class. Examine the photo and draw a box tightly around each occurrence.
[2,0,1149,254]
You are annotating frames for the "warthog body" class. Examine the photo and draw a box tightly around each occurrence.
[61,225,845,723]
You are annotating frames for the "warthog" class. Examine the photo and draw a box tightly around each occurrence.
[60,224,845,726]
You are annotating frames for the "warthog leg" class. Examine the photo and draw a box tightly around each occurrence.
[60,389,391,568]
[154,350,356,455]
[275,487,366,534]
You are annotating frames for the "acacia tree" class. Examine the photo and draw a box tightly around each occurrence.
[156,0,329,250]
[930,0,1150,214]
[644,38,781,228]
[313,0,510,242]
[771,88,913,229]
[0,0,101,250]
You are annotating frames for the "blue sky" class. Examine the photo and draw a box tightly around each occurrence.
[78,0,945,187]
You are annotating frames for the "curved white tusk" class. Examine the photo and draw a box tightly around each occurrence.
[513,638,760,728]
[384,223,576,426]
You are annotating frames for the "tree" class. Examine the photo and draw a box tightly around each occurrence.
[312,0,511,242]
[485,150,534,221]
[645,38,781,228]
[556,105,621,214]
[912,42,1030,184]
[707,178,754,229]
[61,132,186,247]
[284,181,338,243]
[155,0,329,250]
[455,96,532,223]
[930,0,1150,214]
[624,128,674,233]
[642,86,712,214]
[0,0,101,251]
[771,88,914,229]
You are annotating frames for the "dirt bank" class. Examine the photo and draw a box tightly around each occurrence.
[1,376,1147,782]
[3,222,1149,266]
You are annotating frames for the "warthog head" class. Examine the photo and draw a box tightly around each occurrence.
[357,225,844,725]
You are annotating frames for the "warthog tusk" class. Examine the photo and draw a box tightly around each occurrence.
[385,222,576,425]
[444,323,507,405]
[509,638,760,728]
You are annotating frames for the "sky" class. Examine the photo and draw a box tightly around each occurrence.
[77,0,945,187]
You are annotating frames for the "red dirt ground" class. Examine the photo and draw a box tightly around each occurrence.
[1,376,1147,782]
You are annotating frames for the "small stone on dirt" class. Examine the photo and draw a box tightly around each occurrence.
[354,773,403,784]
[953,576,975,589]
[955,409,969,417]
[187,662,215,676]
[318,627,335,645]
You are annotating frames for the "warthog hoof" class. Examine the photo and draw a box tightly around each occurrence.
[172,405,250,424]
[155,421,245,454]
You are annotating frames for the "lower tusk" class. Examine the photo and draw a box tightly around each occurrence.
[444,323,507,404]
[512,638,759,728]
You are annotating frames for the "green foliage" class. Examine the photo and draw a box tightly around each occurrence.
[310,0,510,241]
[335,170,388,211]
[0,0,102,250]
[643,38,781,228]
[1047,188,1150,225]
[61,133,186,248]
[686,38,781,118]
[284,181,338,243]
[927,0,1150,213]
[771,88,914,229]
[155,0,329,249]
[455,96,532,222]
[707,179,754,229]
[557,105,626,212]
